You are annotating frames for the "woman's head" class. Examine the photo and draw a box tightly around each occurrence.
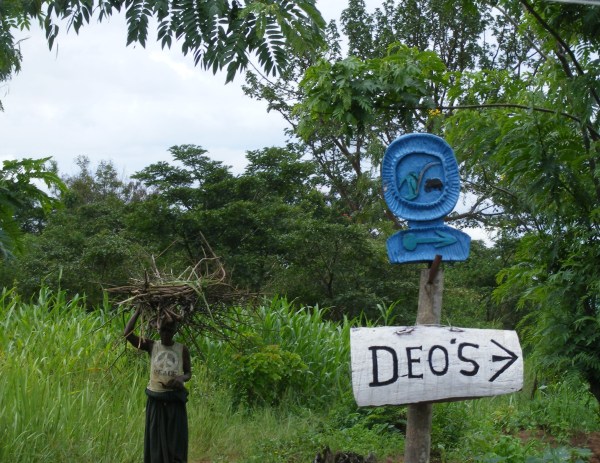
[157,317,179,345]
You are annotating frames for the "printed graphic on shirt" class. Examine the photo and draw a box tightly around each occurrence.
[153,351,179,377]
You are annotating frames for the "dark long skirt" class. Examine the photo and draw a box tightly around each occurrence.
[144,388,189,463]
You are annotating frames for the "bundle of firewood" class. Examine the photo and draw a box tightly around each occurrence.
[109,250,252,342]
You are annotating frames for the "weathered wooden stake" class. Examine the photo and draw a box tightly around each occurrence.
[403,262,444,463]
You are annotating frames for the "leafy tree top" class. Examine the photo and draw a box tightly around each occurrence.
[0,157,65,257]
[1,0,326,86]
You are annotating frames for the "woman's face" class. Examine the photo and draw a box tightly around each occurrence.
[158,321,177,344]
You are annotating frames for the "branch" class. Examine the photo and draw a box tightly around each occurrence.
[330,137,362,177]
[493,3,548,61]
[519,0,600,108]
[406,103,600,140]
[446,192,504,223]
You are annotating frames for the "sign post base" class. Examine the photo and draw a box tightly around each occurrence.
[404,266,443,463]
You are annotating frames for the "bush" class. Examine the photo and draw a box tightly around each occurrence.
[200,297,351,407]
[234,343,308,405]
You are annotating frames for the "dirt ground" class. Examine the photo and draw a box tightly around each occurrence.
[571,432,600,463]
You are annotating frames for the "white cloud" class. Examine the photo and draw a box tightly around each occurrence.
[0,0,402,178]
[0,13,293,176]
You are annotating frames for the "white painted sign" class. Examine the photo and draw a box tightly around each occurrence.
[350,325,523,406]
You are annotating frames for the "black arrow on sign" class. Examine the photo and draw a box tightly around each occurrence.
[489,339,519,382]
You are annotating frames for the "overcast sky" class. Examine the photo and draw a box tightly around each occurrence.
[0,0,494,243]
[0,1,385,177]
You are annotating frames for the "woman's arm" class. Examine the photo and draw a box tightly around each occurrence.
[123,307,153,353]
[163,345,192,391]
[180,345,192,383]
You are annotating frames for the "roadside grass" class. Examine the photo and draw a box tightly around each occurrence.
[431,366,599,462]
[0,288,354,462]
[0,288,143,462]
[0,287,598,462]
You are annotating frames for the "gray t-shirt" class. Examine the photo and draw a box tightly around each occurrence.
[147,341,184,392]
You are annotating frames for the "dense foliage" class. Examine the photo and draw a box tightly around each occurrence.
[442,0,600,402]
[0,0,325,93]
[0,288,598,462]
[0,158,64,257]
[1,2,600,460]
[245,0,600,405]
[0,148,428,320]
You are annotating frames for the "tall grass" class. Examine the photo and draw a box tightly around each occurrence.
[0,289,361,462]
[197,297,352,406]
[251,297,352,401]
[2,287,598,462]
[0,288,144,462]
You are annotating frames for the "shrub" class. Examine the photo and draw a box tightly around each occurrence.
[234,343,308,405]
[200,296,351,407]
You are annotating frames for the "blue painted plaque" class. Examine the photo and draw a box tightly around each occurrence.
[382,133,470,263]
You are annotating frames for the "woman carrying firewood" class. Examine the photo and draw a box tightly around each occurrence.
[124,307,192,463]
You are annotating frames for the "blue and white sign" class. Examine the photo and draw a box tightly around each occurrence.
[382,133,470,263]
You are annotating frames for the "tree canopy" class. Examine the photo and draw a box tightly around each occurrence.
[0,158,64,258]
[242,0,600,402]
[0,0,326,92]
[2,0,600,405]
[443,0,600,401]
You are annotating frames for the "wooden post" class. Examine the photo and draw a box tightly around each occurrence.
[404,262,444,463]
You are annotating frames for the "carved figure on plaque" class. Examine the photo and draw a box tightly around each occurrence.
[382,133,471,263]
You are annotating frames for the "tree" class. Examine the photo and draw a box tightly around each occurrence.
[0,157,64,257]
[244,0,600,400]
[244,0,529,225]
[441,0,600,401]
[0,0,26,109]
[9,158,145,303]
[129,144,420,317]
[443,239,520,329]
[131,144,322,291]
[130,145,238,268]
[0,0,325,90]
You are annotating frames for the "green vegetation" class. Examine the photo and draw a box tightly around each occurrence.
[0,158,64,258]
[0,288,142,461]
[0,0,325,98]
[1,0,600,460]
[1,287,598,462]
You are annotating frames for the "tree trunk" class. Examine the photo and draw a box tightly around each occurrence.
[585,372,600,406]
